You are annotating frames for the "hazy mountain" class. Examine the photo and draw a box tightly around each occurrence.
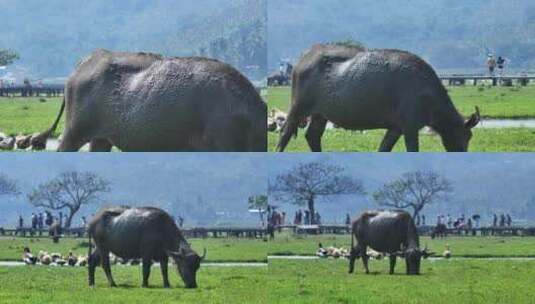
[268,0,535,73]
[0,154,268,227]
[0,0,266,81]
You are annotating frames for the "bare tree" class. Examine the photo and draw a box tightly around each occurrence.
[373,171,453,219]
[269,162,365,224]
[0,49,19,67]
[248,195,268,226]
[27,171,111,228]
[0,174,19,196]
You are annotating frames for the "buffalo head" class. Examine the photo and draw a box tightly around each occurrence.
[168,247,206,288]
[441,106,481,152]
[394,246,434,275]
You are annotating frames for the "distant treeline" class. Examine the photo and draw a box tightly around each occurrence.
[0,0,266,80]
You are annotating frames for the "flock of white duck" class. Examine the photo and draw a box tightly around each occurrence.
[316,243,452,259]
[21,247,142,267]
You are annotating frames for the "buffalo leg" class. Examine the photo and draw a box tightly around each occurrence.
[361,247,370,274]
[349,244,362,273]
[88,250,101,286]
[403,130,420,152]
[89,138,113,152]
[305,114,328,152]
[101,251,116,287]
[142,258,153,288]
[389,256,397,275]
[348,246,361,274]
[378,129,402,152]
[57,132,87,152]
[160,256,170,288]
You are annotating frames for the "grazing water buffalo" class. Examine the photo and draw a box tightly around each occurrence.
[88,207,205,288]
[348,210,433,275]
[32,49,267,152]
[277,44,481,152]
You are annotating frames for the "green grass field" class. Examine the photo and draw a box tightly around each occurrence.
[0,264,267,304]
[268,86,535,152]
[268,128,535,152]
[268,233,535,303]
[268,259,535,303]
[0,97,64,137]
[268,85,535,119]
[0,236,268,262]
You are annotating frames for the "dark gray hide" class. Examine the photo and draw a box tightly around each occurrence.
[277,44,480,152]
[88,207,205,288]
[348,210,433,275]
[33,49,267,152]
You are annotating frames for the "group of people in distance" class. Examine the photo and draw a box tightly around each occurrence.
[487,54,507,76]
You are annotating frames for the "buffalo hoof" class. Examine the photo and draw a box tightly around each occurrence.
[163,284,171,289]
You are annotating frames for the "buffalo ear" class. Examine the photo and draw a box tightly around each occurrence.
[465,106,481,129]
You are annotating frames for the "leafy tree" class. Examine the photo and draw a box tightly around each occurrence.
[248,194,268,225]
[27,171,110,228]
[373,171,452,219]
[270,162,365,224]
[0,49,19,67]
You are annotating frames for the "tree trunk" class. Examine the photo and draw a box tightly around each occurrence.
[65,206,79,229]
[412,205,423,221]
[308,197,316,225]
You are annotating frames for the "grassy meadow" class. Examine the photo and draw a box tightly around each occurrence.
[267,233,535,303]
[0,263,268,304]
[0,97,64,137]
[268,128,535,152]
[268,259,535,304]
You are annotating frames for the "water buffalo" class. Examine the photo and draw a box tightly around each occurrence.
[88,207,205,288]
[277,44,481,152]
[32,49,267,152]
[348,210,433,275]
